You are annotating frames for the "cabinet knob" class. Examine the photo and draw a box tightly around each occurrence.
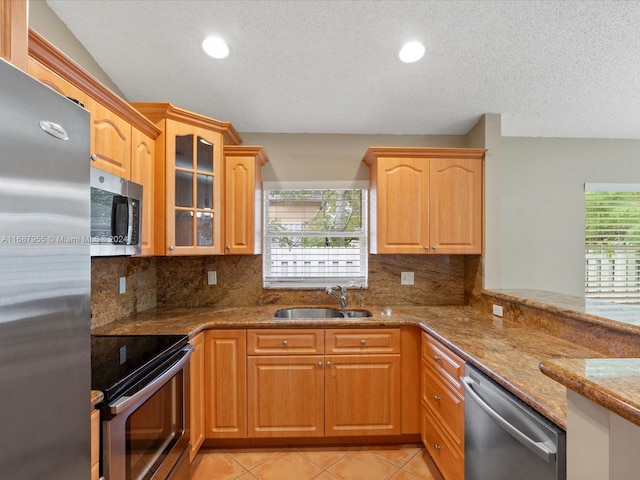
[360,339,366,345]
[326,361,332,367]
[169,245,175,251]
[424,245,429,250]
[90,154,97,162]
[434,355,441,362]
[317,361,323,367]
[282,340,288,346]
[226,245,231,251]
[433,444,441,451]
[432,246,437,251]
[434,395,441,402]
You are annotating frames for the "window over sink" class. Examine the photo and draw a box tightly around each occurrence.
[263,186,368,289]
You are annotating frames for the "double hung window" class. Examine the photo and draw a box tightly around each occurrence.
[585,183,640,304]
[263,187,368,288]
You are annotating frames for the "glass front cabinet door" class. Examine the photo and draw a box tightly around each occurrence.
[166,119,222,254]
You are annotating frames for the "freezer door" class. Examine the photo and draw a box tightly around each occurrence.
[0,59,91,479]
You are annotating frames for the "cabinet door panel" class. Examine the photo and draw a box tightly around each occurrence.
[325,354,401,436]
[131,127,154,256]
[377,158,430,254]
[189,333,205,460]
[164,120,222,255]
[204,330,247,438]
[429,157,482,254]
[85,97,131,178]
[247,355,324,437]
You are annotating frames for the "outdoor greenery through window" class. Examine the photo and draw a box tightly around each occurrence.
[263,189,368,288]
[585,184,640,304]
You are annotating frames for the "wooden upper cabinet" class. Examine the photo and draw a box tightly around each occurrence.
[224,146,269,255]
[362,147,485,254]
[131,127,155,256]
[27,57,86,106]
[131,102,240,256]
[429,156,483,254]
[85,96,132,178]
[1,0,28,70]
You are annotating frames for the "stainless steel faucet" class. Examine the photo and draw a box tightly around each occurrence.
[325,285,348,308]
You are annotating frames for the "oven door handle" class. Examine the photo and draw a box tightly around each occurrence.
[461,376,557,463]
[109,344,194,415]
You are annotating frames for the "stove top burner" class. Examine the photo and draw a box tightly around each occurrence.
[91,334,188,402]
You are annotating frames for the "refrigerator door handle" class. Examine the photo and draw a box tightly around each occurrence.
[462,376,557,463]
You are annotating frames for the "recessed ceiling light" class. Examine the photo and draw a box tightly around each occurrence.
[398,41,425,63]
[202,36,229,59]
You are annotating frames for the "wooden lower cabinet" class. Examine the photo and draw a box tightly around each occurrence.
[325,354,401,436]
[421,332,465,480]
[246,328,402,438]
[204,330,247,439]
[247,355,325,437]
[189,332,205,461]
[91,408,99,480]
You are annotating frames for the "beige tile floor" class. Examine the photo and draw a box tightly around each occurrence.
[190,444,444,480]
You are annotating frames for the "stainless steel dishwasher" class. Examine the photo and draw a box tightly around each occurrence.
[462,364,566,480]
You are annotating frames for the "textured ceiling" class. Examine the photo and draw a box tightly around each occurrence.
[47,0,640,138]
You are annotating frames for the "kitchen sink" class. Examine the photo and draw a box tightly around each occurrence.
[342,309,373,318]
[273,308,373,319]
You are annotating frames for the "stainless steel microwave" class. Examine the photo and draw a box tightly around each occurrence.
[90,167,143,256]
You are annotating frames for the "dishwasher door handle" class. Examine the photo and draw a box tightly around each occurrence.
[462,376,557,463]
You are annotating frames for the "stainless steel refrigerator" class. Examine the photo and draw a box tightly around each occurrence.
[0,59,91,479]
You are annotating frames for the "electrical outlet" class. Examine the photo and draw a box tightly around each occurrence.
[119,345,126,365]
[119,277,126,294]
[207,271,217,285]
[492,304,504,317]
[401,272,414,285]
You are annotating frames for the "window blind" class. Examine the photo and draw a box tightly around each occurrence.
[585,186,640,304]
[263,189,368,289]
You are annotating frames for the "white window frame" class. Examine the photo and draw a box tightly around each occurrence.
[585,183,640,304]
[263,181,368,289]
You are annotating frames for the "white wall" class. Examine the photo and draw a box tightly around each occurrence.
[499,137,640,297]
[240,132,465,182]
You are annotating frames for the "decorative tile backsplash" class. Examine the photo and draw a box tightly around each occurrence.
[91,254,476,328]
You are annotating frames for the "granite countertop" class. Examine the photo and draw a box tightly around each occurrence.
[92,303,607,429]
[540,358,640,427]
[91,390,103,410]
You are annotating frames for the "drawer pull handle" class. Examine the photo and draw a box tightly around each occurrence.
[434,395,441,402]
[434,355,441,362]
[433,444,441,451]
[282,340,288,346]
[360,339,366,345]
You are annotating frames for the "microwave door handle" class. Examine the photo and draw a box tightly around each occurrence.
[127,196,134,244]
[461,376,557,463]
[110,345,194,415]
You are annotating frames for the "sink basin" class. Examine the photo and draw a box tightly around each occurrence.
[342,309,373,318]
[273,308,373,319]
[274,308,345,319]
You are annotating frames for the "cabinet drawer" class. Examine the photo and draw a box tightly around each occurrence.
[422,407,464,480]
[325,328,400,354]
[422,362,464,449]
[247,329,324,355]
[421,332,464,394]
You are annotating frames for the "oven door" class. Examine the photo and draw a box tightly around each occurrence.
[102,344,193,480]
